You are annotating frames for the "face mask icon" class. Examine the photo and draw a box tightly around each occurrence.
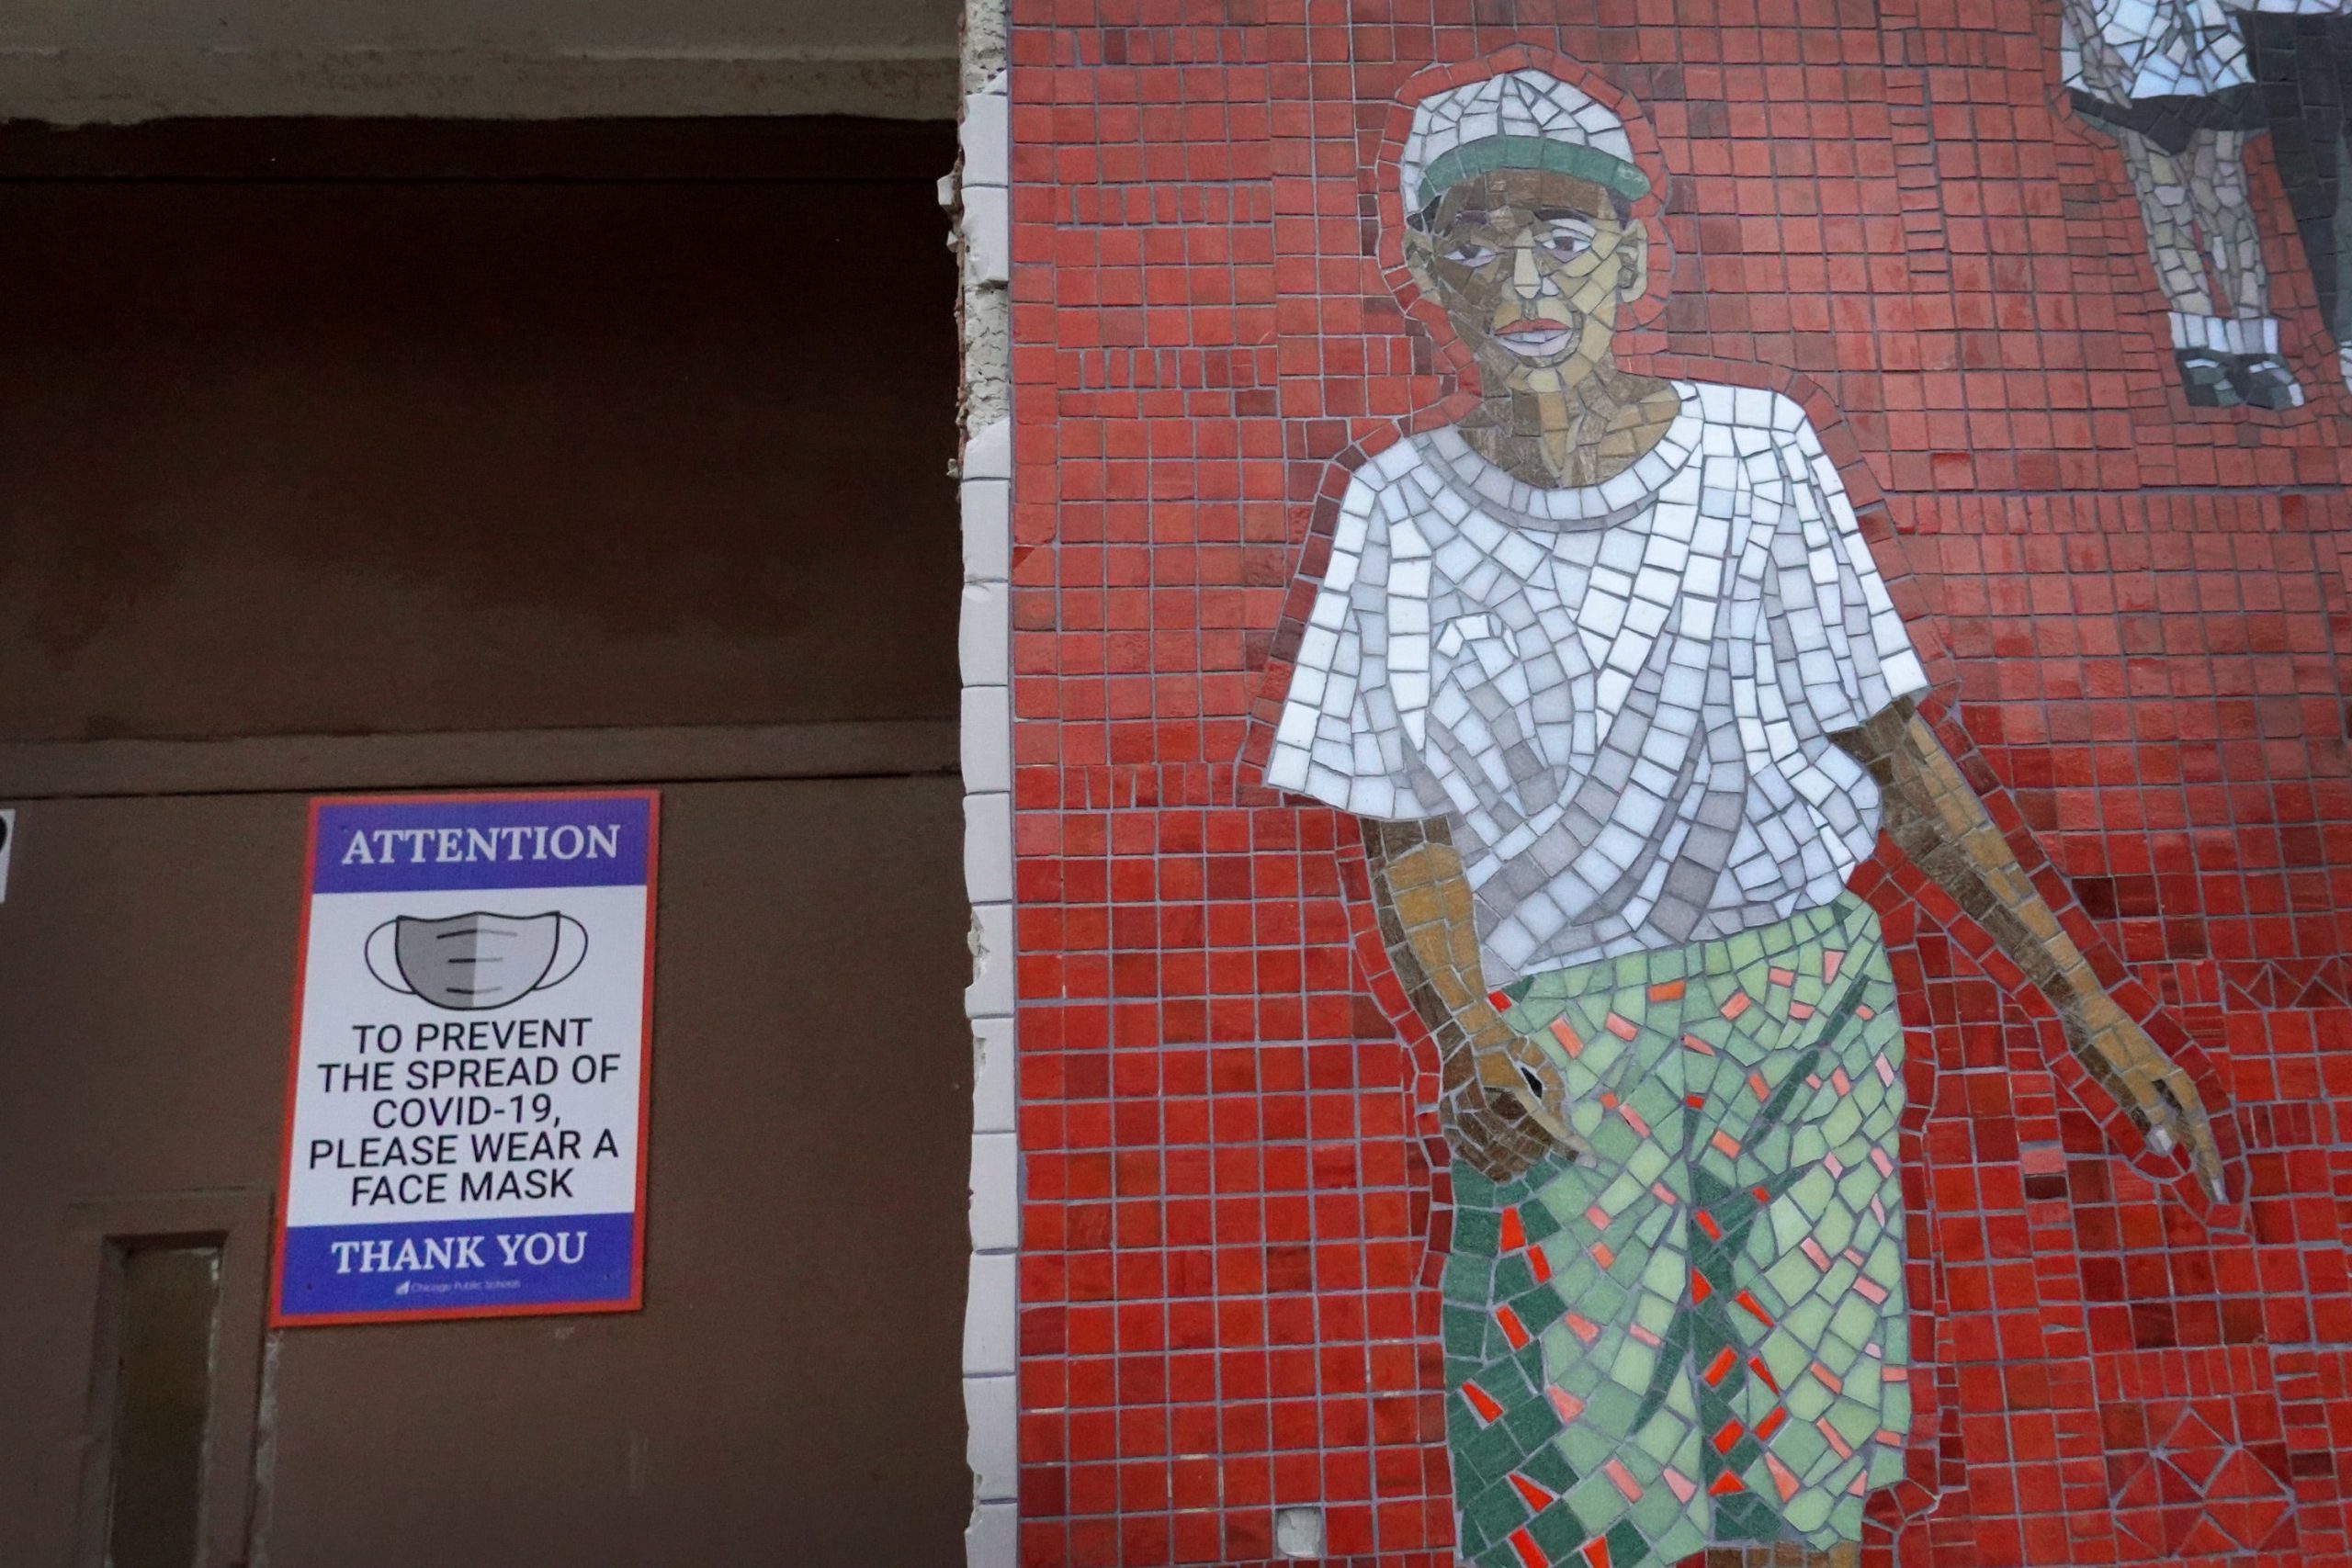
[364,911,589,1011]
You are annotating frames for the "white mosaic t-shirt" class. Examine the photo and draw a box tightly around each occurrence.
[2060,0,2250,102]
[1267,382,1928,982]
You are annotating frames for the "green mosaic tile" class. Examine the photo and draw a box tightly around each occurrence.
[1444,1303,1493,1359]
[1523,1444,1577,1493]
[1529,1501,1589,1558]
[1453,1207,1502,1257]
[1465,1476,1530,1538]
[1502,1395,1564,1451]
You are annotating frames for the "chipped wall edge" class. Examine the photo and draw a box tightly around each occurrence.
[951,0,1015,1558]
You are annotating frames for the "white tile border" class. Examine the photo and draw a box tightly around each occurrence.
[955,54,1018,1568]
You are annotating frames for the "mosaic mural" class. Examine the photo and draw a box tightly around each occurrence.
[999,1,2352,1564]
[1267,62,2229,1568]
[2060,0,2352,408]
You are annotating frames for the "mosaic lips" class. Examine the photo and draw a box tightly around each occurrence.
[1490,314,1578,357]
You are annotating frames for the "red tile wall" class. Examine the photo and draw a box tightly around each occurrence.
[1003,1,2352,1563]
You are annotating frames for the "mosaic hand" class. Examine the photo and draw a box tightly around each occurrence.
[2071,990,2229,1204]
[1476,1032,1578,1145]
[1441,1027,1588,1182]
[1359,818,1591,1179]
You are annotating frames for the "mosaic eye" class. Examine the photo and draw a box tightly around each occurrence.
[1541,221,1598,262]
[1443,241,1498,267]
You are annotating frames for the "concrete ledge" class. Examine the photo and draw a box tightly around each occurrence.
[0,718,960,799]
[0,50,959,124]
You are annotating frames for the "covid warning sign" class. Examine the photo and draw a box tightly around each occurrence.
[272,791,658,1325]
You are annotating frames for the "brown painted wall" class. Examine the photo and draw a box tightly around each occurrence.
[0,778,974,1566]
[0,119,960,742]
[0,119,970,1567]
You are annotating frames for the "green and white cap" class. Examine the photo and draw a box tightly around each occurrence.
[1401,68,1650,212]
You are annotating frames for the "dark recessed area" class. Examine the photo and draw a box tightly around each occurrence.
[0,118,960,742]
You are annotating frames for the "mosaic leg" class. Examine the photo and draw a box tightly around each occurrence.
[2185,129,2269,321]
[1447,967,1710,1568]
[1445,1155,1702,1568]
[1453,899,1913,1567]
[1534,1003,1713,1567]
[1680,904,1911,1549]
[2111,123,2218,317]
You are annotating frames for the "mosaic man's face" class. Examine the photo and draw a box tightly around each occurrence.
[1406,166,1649,397]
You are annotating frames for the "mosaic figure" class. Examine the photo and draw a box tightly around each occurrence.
[2237,0,2352,394]
[2059,0,2308,406]
[1264,67,2228,1568]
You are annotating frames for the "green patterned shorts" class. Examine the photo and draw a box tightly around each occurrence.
[1443,894,1911,1568]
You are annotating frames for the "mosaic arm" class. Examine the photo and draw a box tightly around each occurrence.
[1832,697,2229,1201]
[1361,818,1589,1182]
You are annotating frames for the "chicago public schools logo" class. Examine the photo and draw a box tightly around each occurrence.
[364,912,588,1011]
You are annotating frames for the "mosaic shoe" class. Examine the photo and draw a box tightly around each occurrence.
[2173,349,2240,409]
[2227,353,2306,411]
